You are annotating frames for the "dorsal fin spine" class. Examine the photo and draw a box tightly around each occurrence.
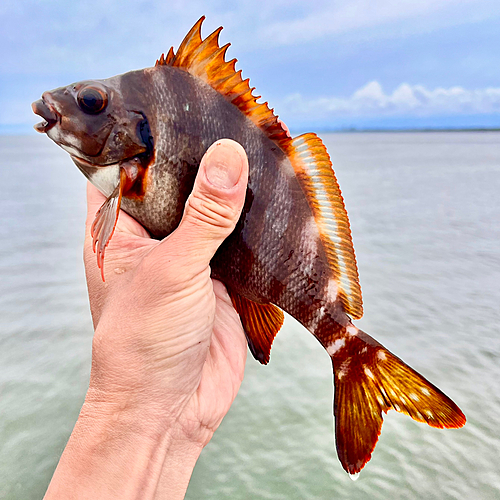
[233,90,254,105]
[202,26,223,46]
[173,17,204,67]
[205,45,228,66]
[165,47,175,64]
[194,42,227,72]
[158,16,290,147]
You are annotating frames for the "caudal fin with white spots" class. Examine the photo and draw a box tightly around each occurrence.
[330,326,466,475]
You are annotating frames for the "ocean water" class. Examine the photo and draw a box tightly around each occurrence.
[0,132,499,499]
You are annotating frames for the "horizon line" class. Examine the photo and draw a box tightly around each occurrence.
[2,126,500,136]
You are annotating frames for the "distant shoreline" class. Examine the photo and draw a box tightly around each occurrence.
[1,127,500,136]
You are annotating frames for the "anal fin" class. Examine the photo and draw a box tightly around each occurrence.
[229,292,284,365]
[91,169,126,281]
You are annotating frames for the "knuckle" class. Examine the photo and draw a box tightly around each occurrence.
[184,191,240,234]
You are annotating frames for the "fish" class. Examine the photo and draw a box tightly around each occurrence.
[32,16,465,475]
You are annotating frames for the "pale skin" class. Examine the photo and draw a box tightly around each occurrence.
[44,139,250,499]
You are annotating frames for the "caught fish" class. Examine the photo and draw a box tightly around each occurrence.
[32,17,465,475]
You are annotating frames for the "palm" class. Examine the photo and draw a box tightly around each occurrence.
[182,280,247,444]
[84,183,247,444]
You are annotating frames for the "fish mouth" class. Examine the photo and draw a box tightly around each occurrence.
[32,97,59,133]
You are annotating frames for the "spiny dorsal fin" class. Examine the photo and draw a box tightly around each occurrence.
[156,16,290,146]
[229,291,284,365]
[157,47,175,66]
[285,133,363,319]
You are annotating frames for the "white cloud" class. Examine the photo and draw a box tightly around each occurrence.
[283,81,500,118]
[256,0,499,46]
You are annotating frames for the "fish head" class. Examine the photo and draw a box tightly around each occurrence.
[32,74,153,194]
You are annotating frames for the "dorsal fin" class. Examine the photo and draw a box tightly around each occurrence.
[228,291,284,365]
[284,133,363,319]
[156,16,290,146]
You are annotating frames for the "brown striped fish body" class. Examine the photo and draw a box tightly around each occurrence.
[32,17,465,475]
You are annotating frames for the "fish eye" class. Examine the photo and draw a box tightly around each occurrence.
[77,85,108,115]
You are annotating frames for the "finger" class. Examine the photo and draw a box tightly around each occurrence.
[150,139,249,273]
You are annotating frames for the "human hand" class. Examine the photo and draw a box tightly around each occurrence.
[45,139,249,499]
[84,137,248,440]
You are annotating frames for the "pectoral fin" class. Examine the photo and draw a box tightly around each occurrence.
[229,292,284,365]
[91,169,127,281]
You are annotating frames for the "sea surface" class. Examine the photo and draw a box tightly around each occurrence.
[0,132,499,499]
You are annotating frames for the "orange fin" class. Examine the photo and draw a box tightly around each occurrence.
[328,328,466,475]
[285,133,363,319]
[156,16,290,145]
[157,46,175,65]
[229,292,284,365]
[91,169,126,281]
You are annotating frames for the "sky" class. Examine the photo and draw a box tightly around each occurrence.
[2,0,500,133]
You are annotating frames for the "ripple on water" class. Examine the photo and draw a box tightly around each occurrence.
[1,134,500,499]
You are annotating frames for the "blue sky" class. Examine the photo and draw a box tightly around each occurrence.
[2,0,500,133]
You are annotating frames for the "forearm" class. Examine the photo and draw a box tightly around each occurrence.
[44,396,202,500]
[155,428,204,499]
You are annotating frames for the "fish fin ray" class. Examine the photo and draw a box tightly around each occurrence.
[229,292,284,365]
[330,329,466,475]
[156,47,175,66]
[90,170,126,281]
[286,133,363,319]
[156,16,290,147]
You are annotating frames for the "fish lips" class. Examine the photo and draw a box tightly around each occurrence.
[71,154,115,170]
[32,98,59,133]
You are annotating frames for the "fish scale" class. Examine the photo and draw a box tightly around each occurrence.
[32,16,465,476]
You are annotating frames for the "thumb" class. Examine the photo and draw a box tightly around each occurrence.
[154,139,249,272]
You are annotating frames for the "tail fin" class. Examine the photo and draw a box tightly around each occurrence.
[330,328,466,475]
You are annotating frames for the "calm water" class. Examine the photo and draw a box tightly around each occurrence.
[0,132,499,499]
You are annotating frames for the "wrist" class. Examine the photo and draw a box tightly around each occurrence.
[44,394,204,500]
[86,323,203,428]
